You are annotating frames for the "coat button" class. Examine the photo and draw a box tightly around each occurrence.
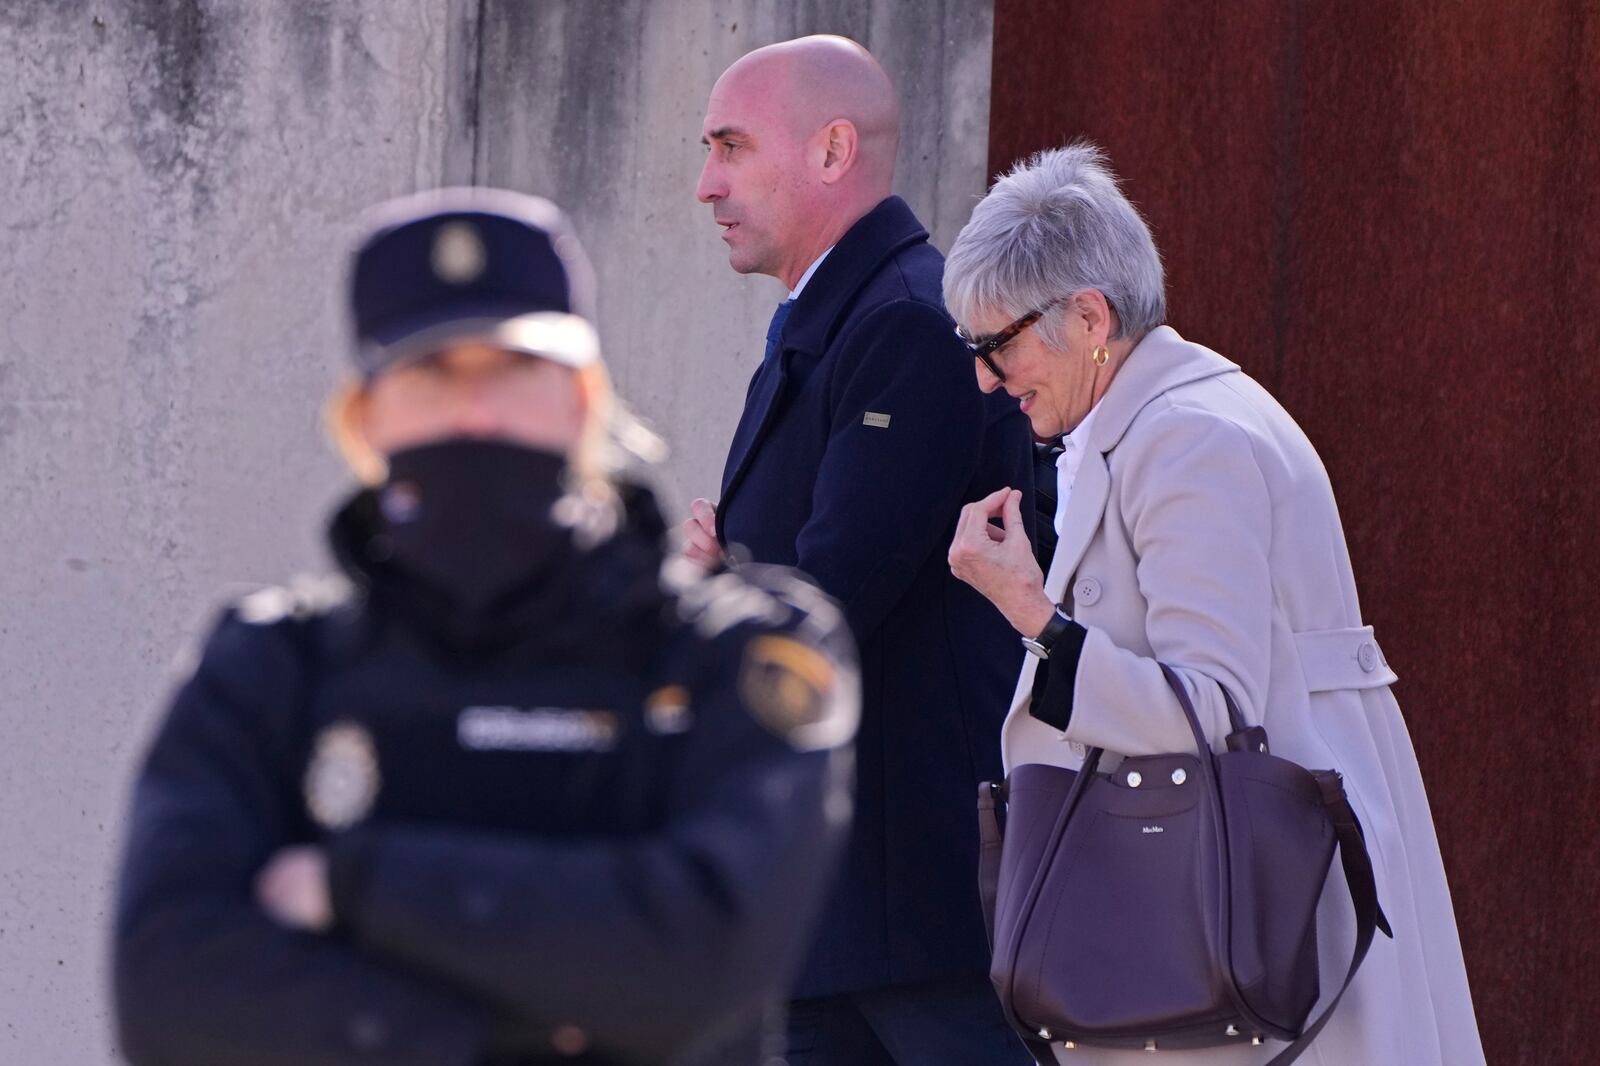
[1073,577,1102,607]
[1357,641,1379,672]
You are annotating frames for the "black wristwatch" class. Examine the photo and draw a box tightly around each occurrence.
[1020,605,1073,659]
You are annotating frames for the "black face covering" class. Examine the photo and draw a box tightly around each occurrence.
[376,439,581,615]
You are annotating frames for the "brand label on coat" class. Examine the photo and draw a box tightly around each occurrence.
[457,706,619,752]
[862,411,892,428]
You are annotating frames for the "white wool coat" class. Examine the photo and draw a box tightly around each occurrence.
[1000,326,1485,1066]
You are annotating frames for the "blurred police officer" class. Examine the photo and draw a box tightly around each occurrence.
[112,189,858,1066]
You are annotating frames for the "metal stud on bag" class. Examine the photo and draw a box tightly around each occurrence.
[1062,1041,1076,1049]
[1225,1024,1239,1036]
[1038,1028,1052,1040]
[1144,1039,1158,1051]
[1126,771,1142,787]
[1171,768,1186,785]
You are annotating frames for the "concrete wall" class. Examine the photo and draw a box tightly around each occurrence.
[0,2,991,1062]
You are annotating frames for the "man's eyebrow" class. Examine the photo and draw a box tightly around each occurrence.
[701,126,745,145]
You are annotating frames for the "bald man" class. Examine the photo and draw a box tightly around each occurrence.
[688,36,1034,1066]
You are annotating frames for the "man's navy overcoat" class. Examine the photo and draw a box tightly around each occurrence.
[716,196,1035,997]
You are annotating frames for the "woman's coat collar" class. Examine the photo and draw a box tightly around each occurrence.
[1047,326,1240,597]
[1084,325,1240,455]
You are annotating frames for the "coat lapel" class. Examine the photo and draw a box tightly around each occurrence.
[1084,326,1240,455]
[1038,325,1235,602]
[1043,449,1110,603]
[718,351,791,504]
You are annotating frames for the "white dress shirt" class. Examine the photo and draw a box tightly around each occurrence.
[787,247,834,301]
[1053,401,1103,536]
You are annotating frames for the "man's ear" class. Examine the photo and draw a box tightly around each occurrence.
[818,119,859,185]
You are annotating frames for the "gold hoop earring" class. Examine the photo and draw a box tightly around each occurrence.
[1091,345,1110,367]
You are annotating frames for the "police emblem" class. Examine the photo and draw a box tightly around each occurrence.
[644,685,694,735]
[431,221,486,284]
[739,635,845,751]
[304,722,381,831]
[380,479,423,523]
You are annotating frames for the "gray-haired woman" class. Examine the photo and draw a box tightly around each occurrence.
[943,144,1484,1065]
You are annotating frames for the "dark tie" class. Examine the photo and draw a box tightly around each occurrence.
[764,299,795,364]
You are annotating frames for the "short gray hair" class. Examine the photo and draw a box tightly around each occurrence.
[944,142,1165,345]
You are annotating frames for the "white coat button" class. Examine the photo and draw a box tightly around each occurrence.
[1357,641,1378,672]
[1073,577,1103,607]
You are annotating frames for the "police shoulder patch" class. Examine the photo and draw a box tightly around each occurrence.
[739,633,854,751]
[644,685,695,735]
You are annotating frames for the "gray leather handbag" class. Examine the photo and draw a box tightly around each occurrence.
[978,665,1392,1065]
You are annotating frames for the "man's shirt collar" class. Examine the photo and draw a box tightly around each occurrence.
[787,246,834,301]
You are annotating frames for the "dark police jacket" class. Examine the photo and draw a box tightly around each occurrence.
[715,196,1035,997]
[113,485,857,1066]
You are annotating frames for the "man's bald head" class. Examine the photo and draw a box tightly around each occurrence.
[719,36,901,185]
[697,36,903,286]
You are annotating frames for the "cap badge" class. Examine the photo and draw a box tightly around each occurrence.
[380,480,423,524]
[304,721,381,830]
[431,221,486,284]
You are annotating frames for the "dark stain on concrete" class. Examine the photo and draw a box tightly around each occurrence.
[283,0,334,95]
[129,0,213,129]
[485,0,640,200]
[465,0,487,183]
[121,0,246,215]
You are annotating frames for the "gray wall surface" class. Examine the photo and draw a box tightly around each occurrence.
[0,1,991,1062]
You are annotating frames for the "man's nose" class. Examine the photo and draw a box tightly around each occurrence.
[696,158,724,204]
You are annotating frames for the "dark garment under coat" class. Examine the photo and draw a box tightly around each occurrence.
[714,196,1036,998]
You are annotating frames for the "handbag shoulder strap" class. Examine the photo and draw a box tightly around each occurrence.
[1260,773,1393,1065]
[1158,665,1393,1066]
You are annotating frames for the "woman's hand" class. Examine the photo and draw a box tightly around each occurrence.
[948,487,1056,637]
[255,846,334,933]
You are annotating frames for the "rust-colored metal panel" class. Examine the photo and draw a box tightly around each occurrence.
[989,2,1599,1061]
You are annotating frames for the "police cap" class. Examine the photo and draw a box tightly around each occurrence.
[348,188,599,376]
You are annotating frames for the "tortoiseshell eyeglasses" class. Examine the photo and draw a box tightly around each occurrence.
[954,296,1069,383]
